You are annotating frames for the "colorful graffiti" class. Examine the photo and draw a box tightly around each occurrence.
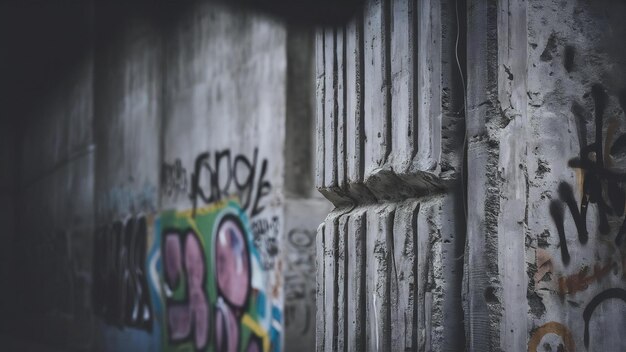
[149,199,282,352]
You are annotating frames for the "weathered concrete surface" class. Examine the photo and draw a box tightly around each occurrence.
[283,198,333,351]
[1,1,326,351]
[92,4,162,350]
[315,0,467,350]
[463,0,626,351]
[283,26,334,352]
[524,0,626,351]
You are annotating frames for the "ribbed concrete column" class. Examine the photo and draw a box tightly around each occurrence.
[315,0,467,350]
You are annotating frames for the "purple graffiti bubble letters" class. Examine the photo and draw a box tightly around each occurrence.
[215,299,240,352]
[163,231,210,350]
[215,215,251,309]
[185,232,209,349]
[246,336,262,352]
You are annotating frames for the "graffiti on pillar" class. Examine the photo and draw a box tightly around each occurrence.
[150,199,282,352]
[527,321,575,352]
[283,228,316,336]
[165,148,280,270]
[549,84,626,264]
[537,83,626,349]
[189,148,272,218]
[582,288,626,348]
[250,216,281,270]
[162,159,189,198]
[92,215,154,330]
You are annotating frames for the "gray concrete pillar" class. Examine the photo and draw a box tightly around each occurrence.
[315,0,466,350]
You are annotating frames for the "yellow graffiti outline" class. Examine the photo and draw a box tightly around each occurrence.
[242,314,270,352]
[176,197,239,218]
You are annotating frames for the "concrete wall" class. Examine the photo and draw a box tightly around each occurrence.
[283,27,335,350]
[464,0,626,351]
[314,0,466,350]
[92,4,162,350]
[3,1,326,351]
[316,0,626,351]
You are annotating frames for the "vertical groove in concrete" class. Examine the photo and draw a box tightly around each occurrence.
[363,0,389,176]
[316,223,326,352]
[416,201,432,351]
[496,0,528,351]
[323,216,339,352]
[416,0,443,172]
[345,17,365,185]
[324,28,337,189]
[382,0,393,164]
[345,19,358,185]
[346,210,367,351]
[389,0,416,174]
[315,31,325,189]
[365,205,394,351]
[390,200,419,351]
[336,214,349,351]
[336,28,347,190]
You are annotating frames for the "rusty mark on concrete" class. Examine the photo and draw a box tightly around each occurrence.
[558,262,614,296]
[535,248,553,286]
[528,321,575,352]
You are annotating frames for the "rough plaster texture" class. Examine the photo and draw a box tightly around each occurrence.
[2,1,326,351]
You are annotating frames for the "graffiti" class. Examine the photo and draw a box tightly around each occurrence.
[190,149,272,217]
[527,321,575,352]
[583,288,626,348]
[153,200,282,352]
[550,84,626,265]
[92,215,153,330]
[284,228,316,335]
[251,216,281,270]
[162,159,188,198]
[557,262,614,296]
[541,83,626,350]
[163,230,210,349]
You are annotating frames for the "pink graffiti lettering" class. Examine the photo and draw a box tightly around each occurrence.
[215,299,240,352]
[215,215,251,308]
[163,231,210,350]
